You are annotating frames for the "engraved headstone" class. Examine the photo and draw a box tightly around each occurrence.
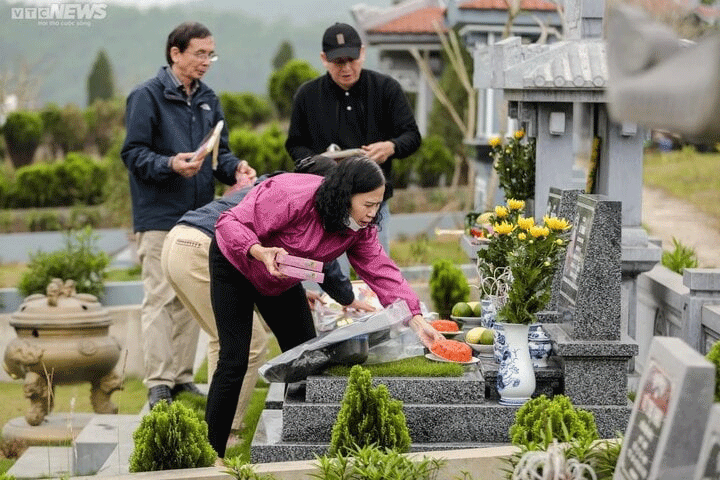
[545,188,582,312]
[614,337,715,480]
[694,404,720,480]
[558,194,621,340]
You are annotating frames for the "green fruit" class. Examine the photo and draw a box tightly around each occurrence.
[451,302,472,318]
[480,329,495,345]
[465,327,486,344]
[468,301,482,317]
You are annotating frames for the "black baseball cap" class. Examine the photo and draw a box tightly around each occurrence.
[322,23,362,61]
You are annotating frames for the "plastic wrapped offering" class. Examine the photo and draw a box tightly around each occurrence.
[259,300,412,383]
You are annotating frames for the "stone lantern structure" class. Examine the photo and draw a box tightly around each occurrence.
[473,0,661,348]
[3,278,123,426]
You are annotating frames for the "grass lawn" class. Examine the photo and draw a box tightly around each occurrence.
[643,148,720,222]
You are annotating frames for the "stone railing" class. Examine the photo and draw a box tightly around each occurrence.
[635,265,720,373]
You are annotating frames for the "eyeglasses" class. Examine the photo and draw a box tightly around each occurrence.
[192,51,218,62]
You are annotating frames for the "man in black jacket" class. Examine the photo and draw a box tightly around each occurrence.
[285,22,421,258]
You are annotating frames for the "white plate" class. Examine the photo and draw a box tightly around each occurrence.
[425,352,480,365]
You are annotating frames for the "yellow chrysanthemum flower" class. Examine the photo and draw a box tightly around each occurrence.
[494,222,514,235]
[556,239,564,246]
[507,199,526,211]
[477,212,494,225]
[544,216,571,231]
[494,206,509,218]
[517,216,535,231]
[514,130,525,139]
[489,136,502,148]
[530,225,550,238]
[518,232,527,241]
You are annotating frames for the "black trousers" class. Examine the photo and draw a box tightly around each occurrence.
[205,237,316,457]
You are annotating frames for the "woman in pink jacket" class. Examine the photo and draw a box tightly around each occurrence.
[206,155,443,456]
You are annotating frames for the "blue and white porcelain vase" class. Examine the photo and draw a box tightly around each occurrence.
[493,322,505,363]
[496,322,536,406]
[480,298,497,328]
[528,323,552,368]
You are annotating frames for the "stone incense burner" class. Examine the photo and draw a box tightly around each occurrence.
[3,279,123,426]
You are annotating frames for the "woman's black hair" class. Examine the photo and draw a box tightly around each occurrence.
[315,155,388,233]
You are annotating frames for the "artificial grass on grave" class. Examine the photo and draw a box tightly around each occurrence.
[324,355,465,377]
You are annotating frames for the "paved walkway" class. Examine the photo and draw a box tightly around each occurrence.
[642,186,720,268]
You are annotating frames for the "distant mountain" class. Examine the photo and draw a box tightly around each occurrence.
[0,0,386,107]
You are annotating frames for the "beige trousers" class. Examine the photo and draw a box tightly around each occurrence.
[137,230,199,389]
[162,224,269,430]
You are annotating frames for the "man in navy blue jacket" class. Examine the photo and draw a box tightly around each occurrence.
[121,21,256,409]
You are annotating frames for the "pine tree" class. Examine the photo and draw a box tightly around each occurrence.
[87,49,114,106]
[329,365,411,455]
[272,40,294,70]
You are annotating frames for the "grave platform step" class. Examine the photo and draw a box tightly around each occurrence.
[279,399,633,443]
[305,370,486,404]
[250,409,506,464]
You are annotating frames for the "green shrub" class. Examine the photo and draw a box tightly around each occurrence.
[509,394,598,451]
[228,124,292,176]
[268,59,318,118]
[3,111,43,168]
[55,152,108,205]
[12,162,58,207]
[329,365,411,456]
[313,444,444,480]
[662,236,699,274]
[392,155,415,189]
[229,127,261,163]
[129,400,216,472]
[257,123,293,173]
[17,227,110,297]
[0,161,14,208]
[25,210,62,232]
[56,104,88,153]
[101,131,132,227]
[706,341,720,402]
[220,92,272,131]
[85,98,124,156]
[429,259,470,318]
[411,135,455,187]
[10,153,108,208]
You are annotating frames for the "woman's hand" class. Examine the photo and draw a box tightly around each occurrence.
[407,314,444,349]
[248,244,287,278]
[343,299,377,313]
[306,290,325,308]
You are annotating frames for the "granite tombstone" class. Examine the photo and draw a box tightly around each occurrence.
[558,194,622,340]
[694,404,720,480]
[614,337,715,480]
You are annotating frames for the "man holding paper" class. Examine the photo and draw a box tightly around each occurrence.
[121,21,256,409]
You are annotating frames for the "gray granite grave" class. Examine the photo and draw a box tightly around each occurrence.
[251,363,633,463]
[558,194,622,340]
[614,337,715,480]
[694,404,720,480]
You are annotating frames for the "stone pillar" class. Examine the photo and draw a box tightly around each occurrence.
[682,268,720,353]
[533,102,576,222]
